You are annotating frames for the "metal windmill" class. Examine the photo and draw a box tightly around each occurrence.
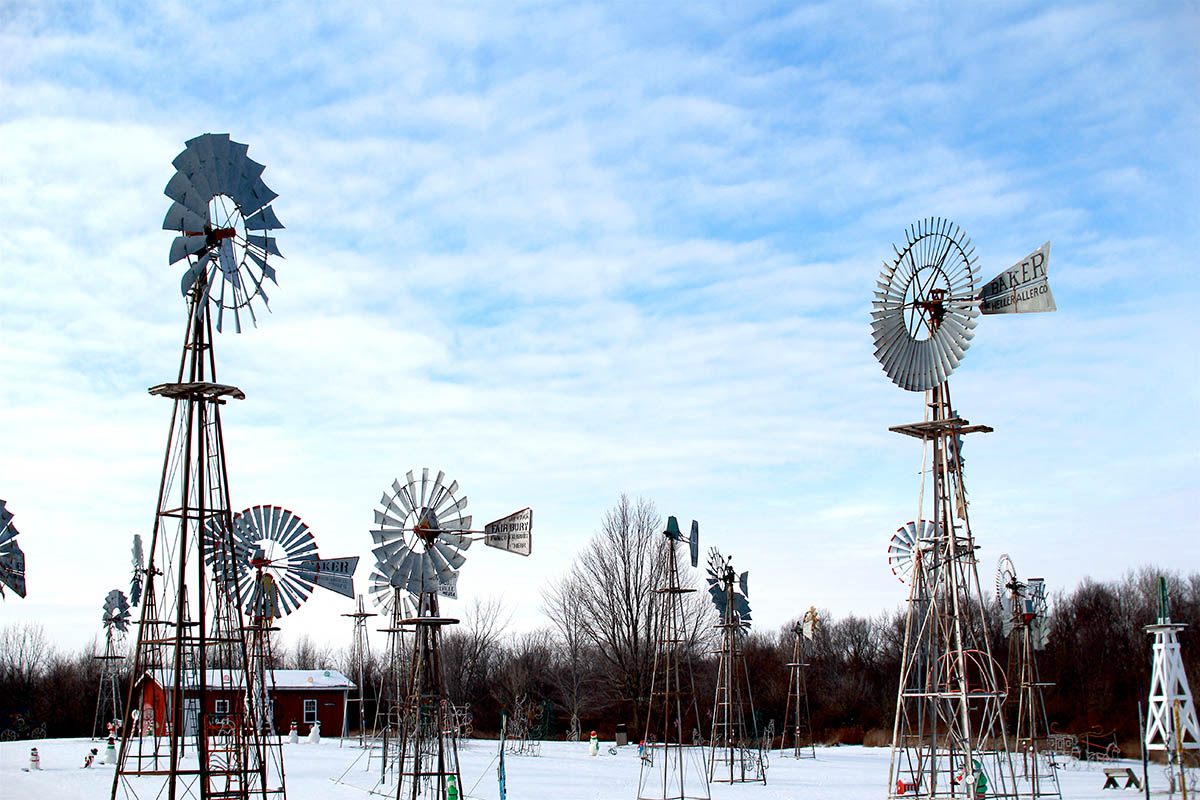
[95,590,132,740]
[341,594,378,746]
[113,133,285,800]
[995,557,1059,799]
[211,505,358,742]
[873,218,1055,800]
[0,499,27,599]
[368,468,532,800]
[638,516,709,800]
[782,607,818,760]
[1145,577,1200,795]
[704,548,764,785]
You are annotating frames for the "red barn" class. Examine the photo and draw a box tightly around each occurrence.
[135,668,355,737]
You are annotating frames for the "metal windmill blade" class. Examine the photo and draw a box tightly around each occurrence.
[371,470,471,599]
[130,534,144,607]
[1027,578,1050,650]
[102,589,132,633]
[688,520,700,569]
[802,606,820,641]
[887,520,936,584]
[738,571,749,598]
[202,516,254,599]
[163,133,283,333]
[229,505,358,618]
[870,218,981,392]
[368,565,417,619]
[995,554,1020,637]
[0,499,27,599]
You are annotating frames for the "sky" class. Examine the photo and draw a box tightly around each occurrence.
[0,1,1197,655]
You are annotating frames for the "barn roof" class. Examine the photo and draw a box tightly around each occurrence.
[150,668,355,690]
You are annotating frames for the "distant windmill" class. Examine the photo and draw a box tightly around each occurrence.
[705,548,764,785]
[94,590,130,739]
[782,607,818,759]
[995,556,1059,798]
[638,516,708,800]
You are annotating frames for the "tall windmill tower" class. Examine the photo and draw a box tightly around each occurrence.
[368,468,532,800]
[1145,576,1199,793]
[341,594,377,745]
[996,557,1059,799]
[871,219,1056,800]
[95,590,132,739]
[782,607,818,759]
[704,549,763,784]
[113,133,286,800]
[638,516,708,800]
[0,500,27,599]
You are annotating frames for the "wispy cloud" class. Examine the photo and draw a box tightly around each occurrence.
[0,1,1196,649]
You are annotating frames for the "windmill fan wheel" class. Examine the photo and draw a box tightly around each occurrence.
[871,217,980,391]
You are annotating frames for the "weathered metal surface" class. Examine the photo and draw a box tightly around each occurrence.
[979,242,1056,314]
[484,508,533,556]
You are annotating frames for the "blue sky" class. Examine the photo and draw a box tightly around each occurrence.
[1,1,1197,651]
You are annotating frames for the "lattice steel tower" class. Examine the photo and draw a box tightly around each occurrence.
[872,219,1057,800]
[704,549,763,784]
[95,590,132,739]
[638,517,709,800]
[113,133,286,800]
[782,608,818,759]
[341,594,377,744]
[996,558,1059,798]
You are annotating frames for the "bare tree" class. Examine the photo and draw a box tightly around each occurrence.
[547,495,667,730]
[0,623,53,691]
[442,595,510,716]
[541,574,602,733]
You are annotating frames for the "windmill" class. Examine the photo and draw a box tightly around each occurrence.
[210,504,357,746]
[873,218,1056,800]
[94,590,131,740]
[782,607,818,759]
[1145,576,1200,795]
[995,556,1059,798]
[638,516,709,800]
[704,548,764,785]
[0,499,27,598]
[113,133,285,800]
[367,468,532,800]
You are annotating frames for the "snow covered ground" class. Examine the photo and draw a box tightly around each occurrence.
[0,736,1175,799]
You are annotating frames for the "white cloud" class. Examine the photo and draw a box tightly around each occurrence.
[0,1,1196,653]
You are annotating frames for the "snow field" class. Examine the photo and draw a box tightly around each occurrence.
[0,736,1171,799]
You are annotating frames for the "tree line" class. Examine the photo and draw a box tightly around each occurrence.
[2,495,1196,755]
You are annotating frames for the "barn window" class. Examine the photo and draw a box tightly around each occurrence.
[303,699,317,724]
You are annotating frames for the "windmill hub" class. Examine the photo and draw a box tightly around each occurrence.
[906,280,950,340]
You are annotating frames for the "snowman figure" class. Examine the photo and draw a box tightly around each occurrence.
[307,719,321,744]
[105,735,117,764]
[288,720,299,744]
[588,730,599,757]
[29,747,42,770]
